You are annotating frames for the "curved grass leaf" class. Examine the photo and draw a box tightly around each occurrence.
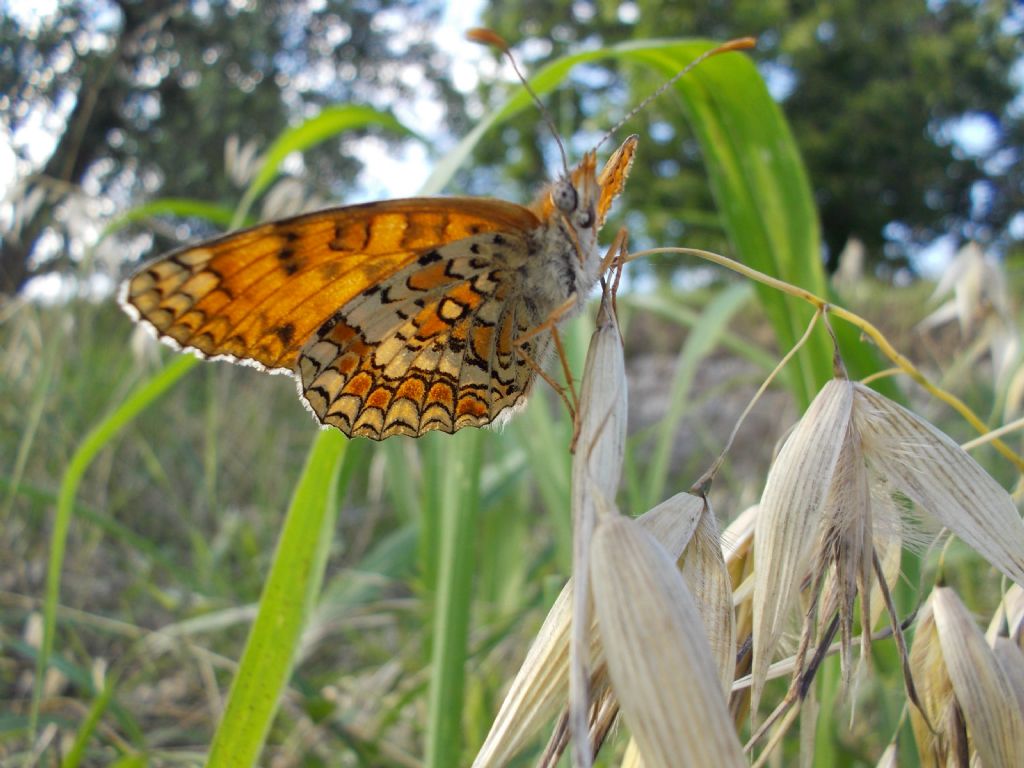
[100,198,240,242]
[424,430,485,768]
[618,40,830,406]
[236,104,418,223]
[206,429,348,767]
[60,671,118,768]
[32,355,197,731]
[431,38,832,408]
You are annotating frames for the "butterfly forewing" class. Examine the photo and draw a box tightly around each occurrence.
[122,198,540,371]
[596,135,637,228]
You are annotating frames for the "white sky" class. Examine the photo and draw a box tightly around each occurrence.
[352,0,485,201]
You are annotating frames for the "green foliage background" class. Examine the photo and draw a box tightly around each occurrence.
[477,0,1023,273]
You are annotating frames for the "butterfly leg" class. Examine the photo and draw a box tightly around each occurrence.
[517,341,577,424]
[515,296,581,425]
[550,325,580,411]
[515,295,576,347]
[599,227,630,320]
[598,227,630,275]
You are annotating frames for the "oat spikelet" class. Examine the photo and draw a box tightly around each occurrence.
[591,514,745,768]
[815,418,873,687]
[752,374,1024,721]
[752,378,854,708]
[853,383,1024,587]
[569,291,628,768]
[471,494,706,767]
[912,587,1024,767]
[681,506,736,695]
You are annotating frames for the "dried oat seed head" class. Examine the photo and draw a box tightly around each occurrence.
[591,514,745,768]
[752,378,854,708]
[990,637,1024,718]
[852,382,1024,587]
[471,494,705,768]
[680,506,736,694]
[986,583,1024,645]
[573,293,628,509]
[569,291,628,767]
[874,743,898,768]
[925,587,1024,767]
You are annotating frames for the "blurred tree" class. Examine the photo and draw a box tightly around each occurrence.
[0,0,460,296]
[476,0,1023,275]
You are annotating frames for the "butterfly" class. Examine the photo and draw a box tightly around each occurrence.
[120,135,638,439]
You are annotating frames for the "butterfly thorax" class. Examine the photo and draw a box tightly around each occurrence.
[521,150,604,320]
[521,200,600,319]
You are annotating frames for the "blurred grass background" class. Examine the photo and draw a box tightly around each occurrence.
[5,239,1016,767]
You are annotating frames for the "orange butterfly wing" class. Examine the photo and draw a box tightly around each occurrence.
[122,198,540,371]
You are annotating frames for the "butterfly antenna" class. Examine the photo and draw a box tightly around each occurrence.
[467,27,571,178]
[594,36,757,152]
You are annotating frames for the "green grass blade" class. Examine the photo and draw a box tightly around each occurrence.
[381,438,423,523]
[235,105,418,223]
[206,429,348,767]
[425,429,485,768]
[59,671,118,768]
[101,198,240,241]
[32,354,197,732]
[107,757,147,768]
[418,436,445,595]
[616,39,830,407]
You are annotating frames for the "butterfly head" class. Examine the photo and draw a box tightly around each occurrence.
[551,150,599,232]
[537,135,637,236]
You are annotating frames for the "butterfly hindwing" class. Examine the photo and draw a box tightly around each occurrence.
[297,230,546,439]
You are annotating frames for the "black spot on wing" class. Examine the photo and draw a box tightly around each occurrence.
[274,323,295,345]
[277,247,303,276]
[317,313,340,336]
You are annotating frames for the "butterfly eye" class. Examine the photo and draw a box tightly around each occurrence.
[551,179,577,214]
[576,206,595,229]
